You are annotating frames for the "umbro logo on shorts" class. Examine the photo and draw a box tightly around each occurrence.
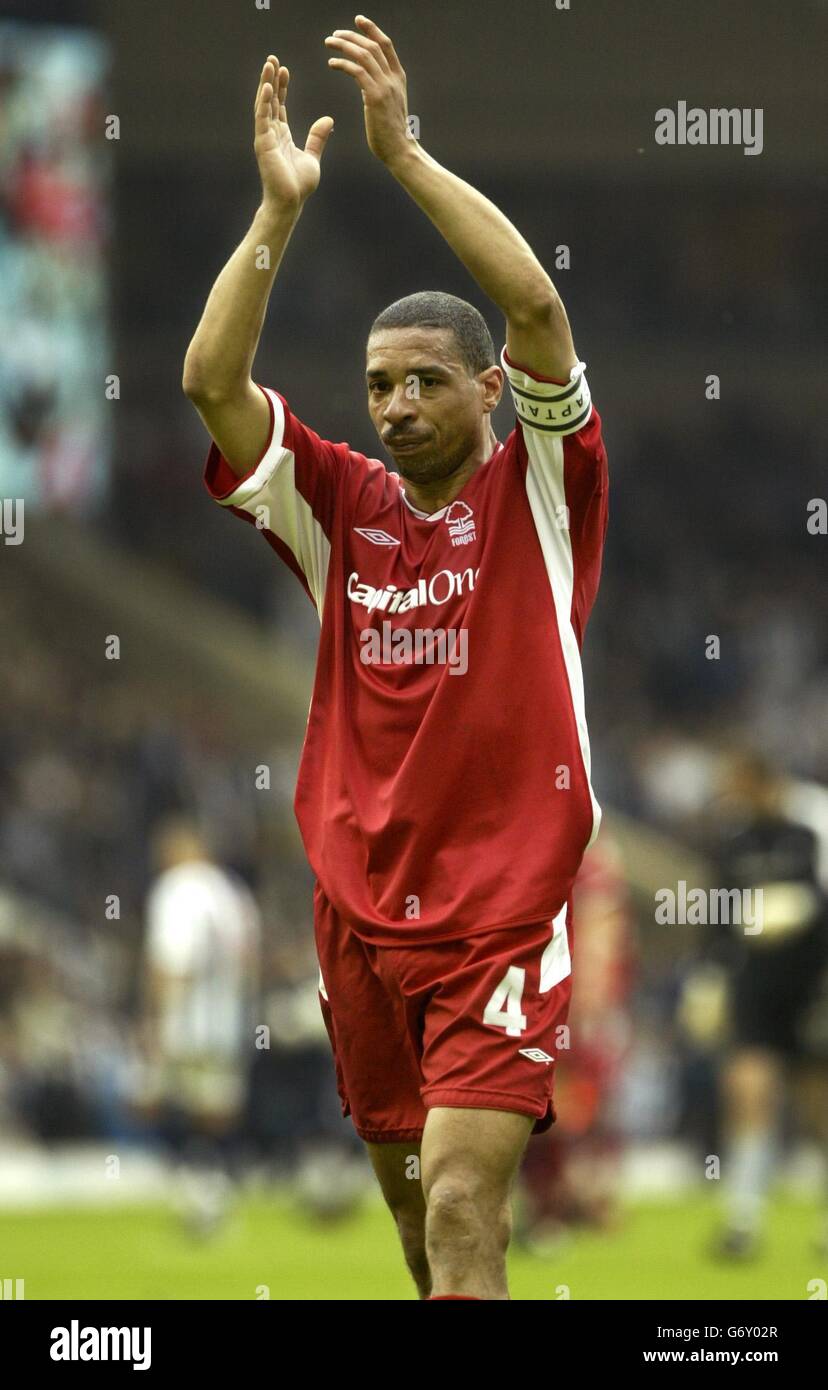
[354,527,400,546]
[519,1047,555,1064]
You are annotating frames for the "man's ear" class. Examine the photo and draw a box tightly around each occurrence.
[479,364,504,412]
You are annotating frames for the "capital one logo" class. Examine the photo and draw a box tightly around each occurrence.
[445,501,476,547]
[347,565,479,614]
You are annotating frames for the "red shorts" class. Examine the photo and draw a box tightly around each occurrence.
[314,885,574,1144]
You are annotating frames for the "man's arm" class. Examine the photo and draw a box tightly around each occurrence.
[325,16,577,381]
[388,145,578,383]
[183,55,334,475]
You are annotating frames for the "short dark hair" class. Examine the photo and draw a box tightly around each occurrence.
[368,291,496,377]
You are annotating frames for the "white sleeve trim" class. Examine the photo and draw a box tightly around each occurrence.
[500,347,593,436]
[209,387,331,617]
[213,389,287,508]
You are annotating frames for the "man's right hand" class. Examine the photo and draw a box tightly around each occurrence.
[183,56,333,477]
[255,55,334,209]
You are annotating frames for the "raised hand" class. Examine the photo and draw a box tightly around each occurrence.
[324,16,413,168]
[254,55,335,209]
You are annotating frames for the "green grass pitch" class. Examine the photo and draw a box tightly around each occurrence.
[1,1194,824,1300]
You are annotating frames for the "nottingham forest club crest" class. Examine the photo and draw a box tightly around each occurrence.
[445,501,476,547]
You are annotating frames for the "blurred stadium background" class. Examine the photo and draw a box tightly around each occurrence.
[0,0,826,1299]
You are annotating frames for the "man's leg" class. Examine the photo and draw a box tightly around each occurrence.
[420,1106,534,1300]
[366,1140,431,1299]
[365,914,572,1299]
[314,889,430,1293]
[716,1046,782,1253]
[791,1059,828,1251]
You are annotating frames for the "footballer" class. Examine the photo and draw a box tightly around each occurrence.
[183,14,608,1300]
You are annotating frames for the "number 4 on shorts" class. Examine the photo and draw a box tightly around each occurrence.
[483,965,527,1037]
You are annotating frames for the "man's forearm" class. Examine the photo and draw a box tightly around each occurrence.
[183,200,302,399]
[387,144,556,322]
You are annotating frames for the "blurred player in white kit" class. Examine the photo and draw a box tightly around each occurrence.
[138,816,261,1233]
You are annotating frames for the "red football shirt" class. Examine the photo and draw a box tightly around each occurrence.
[204,347,608,945]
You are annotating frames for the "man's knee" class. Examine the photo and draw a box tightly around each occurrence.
[425,1172,510,1256]
[427,1178,477,1240]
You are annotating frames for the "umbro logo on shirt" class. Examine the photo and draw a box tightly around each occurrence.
[519,1047,555,1065]
[354,527,400,546]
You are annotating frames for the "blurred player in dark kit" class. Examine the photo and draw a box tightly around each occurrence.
[703,752,828,1258]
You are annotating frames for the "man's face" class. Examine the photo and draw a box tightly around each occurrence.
[365,326,502,485]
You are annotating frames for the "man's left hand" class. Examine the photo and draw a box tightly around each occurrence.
[325,15,415,167]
